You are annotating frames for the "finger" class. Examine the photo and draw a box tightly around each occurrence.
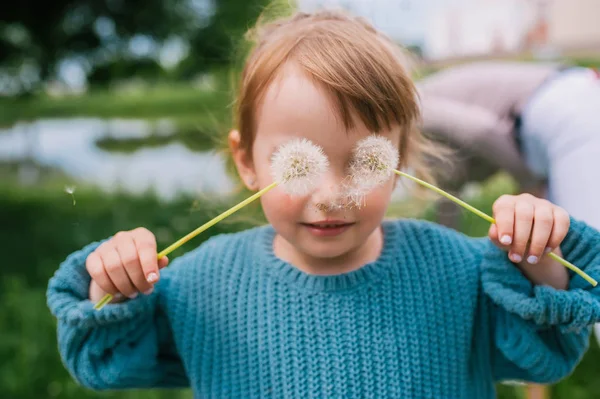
[526,203,554,264]
[132,228,160,285]
[510,200,535,263]
[114,233,152,294]
[492,195,515,246]
[89,279,124,303]
[548,207,570,251]
[101,247,138,299]
[158,256,169,269]
[86,251,118,295]
[489,224,511,251]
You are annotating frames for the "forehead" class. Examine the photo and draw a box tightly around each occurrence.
[254,63,399,158]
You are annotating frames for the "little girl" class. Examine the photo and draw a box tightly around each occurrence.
[47,10,600,398]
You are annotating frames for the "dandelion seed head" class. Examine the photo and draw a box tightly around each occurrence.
[348,135,398,193]
[64,185,76,195]
[271,138,329,196]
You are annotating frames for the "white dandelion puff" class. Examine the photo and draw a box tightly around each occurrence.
[65,185,77,206]
[344,135,399,205]
[271,138,329,196]
[348,136,398,189]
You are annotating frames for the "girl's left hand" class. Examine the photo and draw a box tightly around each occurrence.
[489,192,571,260]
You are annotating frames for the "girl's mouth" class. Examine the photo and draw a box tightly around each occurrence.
[301,221,355,237]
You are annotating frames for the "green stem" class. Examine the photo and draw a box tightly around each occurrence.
[94,182,279,310]
[157,182,278,258]
[393,169,597,287]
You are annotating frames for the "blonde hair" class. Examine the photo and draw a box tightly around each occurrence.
[232,7,449,190]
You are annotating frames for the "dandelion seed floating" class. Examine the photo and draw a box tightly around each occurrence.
[65,185,77,206]
[94,138,329,310]
[348,135,597,287]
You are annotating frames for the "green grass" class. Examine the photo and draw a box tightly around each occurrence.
[0,67,238,129]
[0,85,233,128]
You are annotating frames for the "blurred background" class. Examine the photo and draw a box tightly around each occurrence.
[1,0,599,398]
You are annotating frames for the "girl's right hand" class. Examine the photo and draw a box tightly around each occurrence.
[86,228,169,303]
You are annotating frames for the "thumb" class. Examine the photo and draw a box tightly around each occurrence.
[158,256,169,268]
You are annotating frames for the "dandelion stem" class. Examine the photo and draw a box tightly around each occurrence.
[393,169,597,287]
[157,182,278,258]
[94,181,279,310]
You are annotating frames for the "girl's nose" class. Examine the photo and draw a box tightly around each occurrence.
[310,171,348,211]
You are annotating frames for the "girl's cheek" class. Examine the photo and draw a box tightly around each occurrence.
[361,182,394,211]
[281,193,294,207]
[281,195,307,215]
[263,190,306,218]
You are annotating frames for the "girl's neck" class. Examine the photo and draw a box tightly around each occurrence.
[273,226,383,275]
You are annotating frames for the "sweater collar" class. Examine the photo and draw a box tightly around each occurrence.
[256,220,400,293]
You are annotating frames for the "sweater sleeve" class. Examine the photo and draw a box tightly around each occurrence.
[480,217,600,384]
[46,239,189,390]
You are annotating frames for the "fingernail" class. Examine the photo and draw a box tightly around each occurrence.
[143,287,154,295]
[527,255,539,264]
[127,292,138,299]
[147,272,159,283]
[544,247,552,254]
[510,253,522,263]
[500,235,512,245]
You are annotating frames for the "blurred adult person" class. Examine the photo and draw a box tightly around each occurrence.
[417,61,600,361]
[418,60,600,227]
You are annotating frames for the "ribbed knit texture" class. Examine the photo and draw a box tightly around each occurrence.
[47,217,600,398]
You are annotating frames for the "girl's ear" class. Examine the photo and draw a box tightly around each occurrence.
[228,129,258,190]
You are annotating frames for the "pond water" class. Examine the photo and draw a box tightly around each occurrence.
[0,118,410,201]
[0,118,236,200]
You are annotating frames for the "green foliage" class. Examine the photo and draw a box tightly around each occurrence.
[1,0,274,93]
[0,79,232,127]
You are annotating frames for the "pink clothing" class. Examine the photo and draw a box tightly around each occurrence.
[417,61,562,188]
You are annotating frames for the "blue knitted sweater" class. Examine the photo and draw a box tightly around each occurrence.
[47,217,600,398]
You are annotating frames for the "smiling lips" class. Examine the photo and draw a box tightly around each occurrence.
[301,220,355,237]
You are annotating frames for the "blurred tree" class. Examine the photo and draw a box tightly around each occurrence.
[87,58,168,86]
[0,0,270,93]
[175,0,271,79]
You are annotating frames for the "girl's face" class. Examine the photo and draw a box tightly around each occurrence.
[231,64,400,269]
